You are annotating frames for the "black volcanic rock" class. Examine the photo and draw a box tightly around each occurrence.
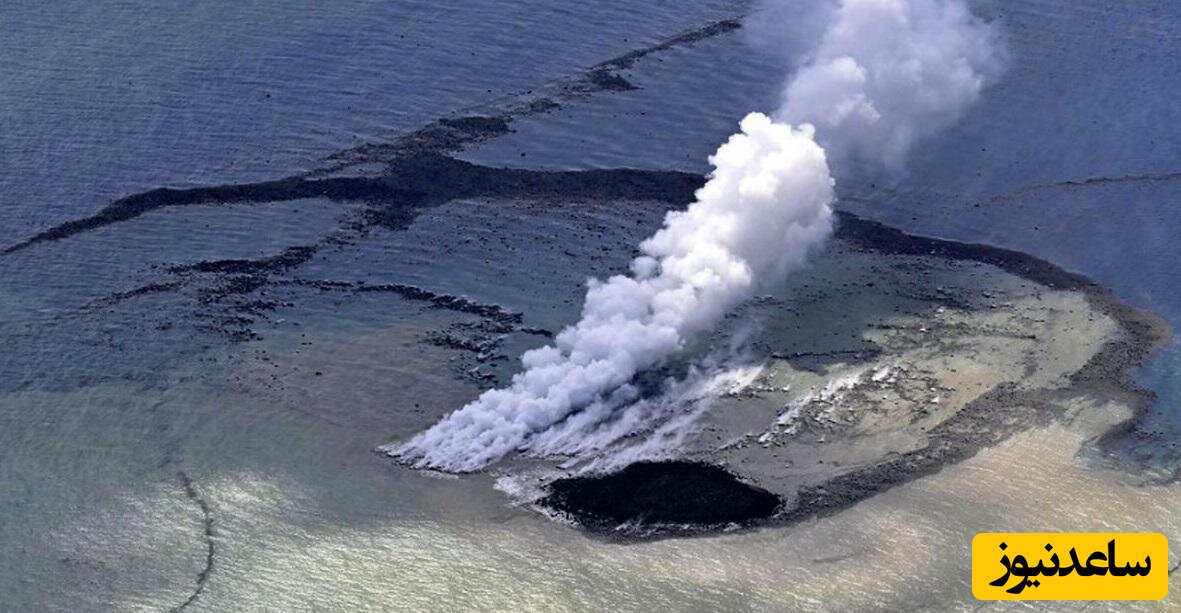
[541,461,781,532]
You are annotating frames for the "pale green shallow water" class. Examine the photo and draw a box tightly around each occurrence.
[5,342,1178,611]
[2,199,1177,610]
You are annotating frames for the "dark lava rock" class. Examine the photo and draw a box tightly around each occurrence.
[540,461,781,534]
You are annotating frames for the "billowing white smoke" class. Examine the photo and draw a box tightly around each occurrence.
[391,115,834,472]
[386,0,1003,472]
[772,0,1006,168]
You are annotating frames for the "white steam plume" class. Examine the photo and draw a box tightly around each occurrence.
[392,115,834,472]
[386,0,1003,472]
[769,0,1005,167]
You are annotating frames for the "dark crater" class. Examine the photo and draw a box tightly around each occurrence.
[540,461,781,535]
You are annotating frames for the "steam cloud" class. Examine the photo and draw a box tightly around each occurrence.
[386,0,1004,472]
[770,0,1005,167]
[393,116,834,472]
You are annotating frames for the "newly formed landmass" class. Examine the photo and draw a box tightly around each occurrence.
[536,213,1171,538]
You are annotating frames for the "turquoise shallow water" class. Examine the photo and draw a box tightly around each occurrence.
[2,0,1180,609]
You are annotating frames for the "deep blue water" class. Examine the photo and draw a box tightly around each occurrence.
[0,0,738,243]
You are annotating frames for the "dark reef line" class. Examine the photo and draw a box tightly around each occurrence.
[172,471,215,613]
[43,155,702,342]
[275,278,527,326]
[310,17,741,177]
[987,169,1181,204]
[4,154,702,256]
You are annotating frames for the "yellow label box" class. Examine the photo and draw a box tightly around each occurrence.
[972,533,1168,600]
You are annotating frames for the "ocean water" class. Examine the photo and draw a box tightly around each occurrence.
[0,0,739,243]
[2,0,1179,610]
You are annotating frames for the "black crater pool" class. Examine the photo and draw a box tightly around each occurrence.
[540,461,782,534]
